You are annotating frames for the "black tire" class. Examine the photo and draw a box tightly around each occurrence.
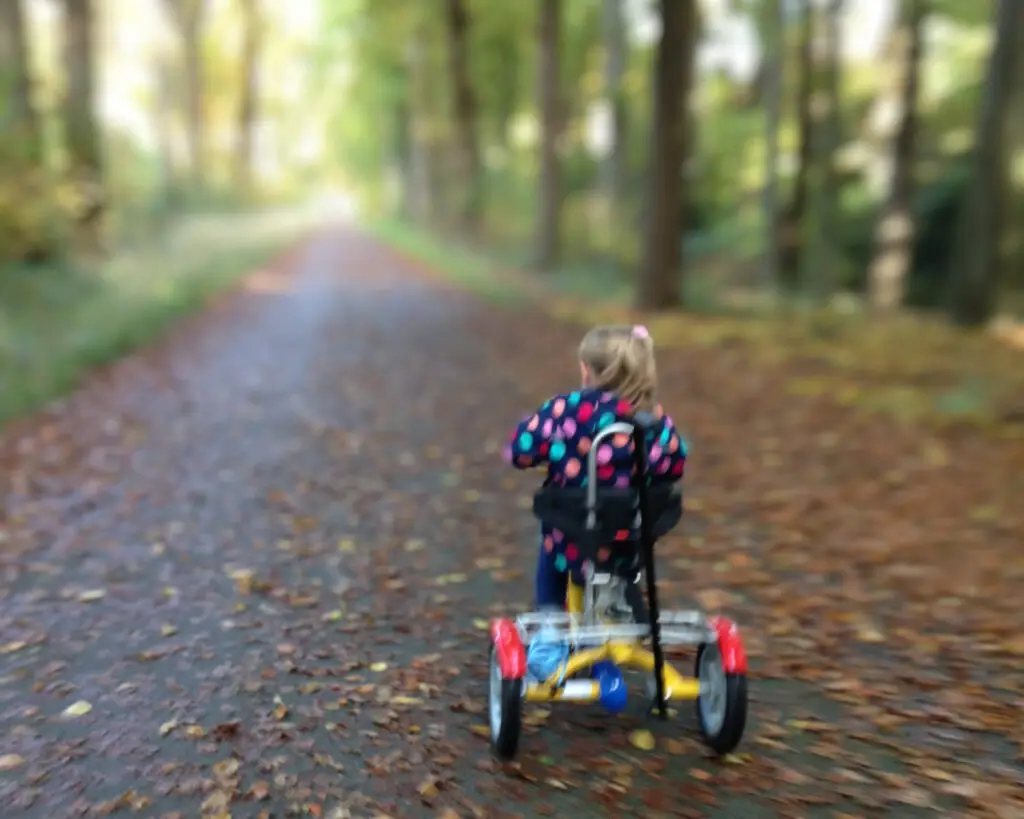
[489,644,523,760]
[694,642,747,756]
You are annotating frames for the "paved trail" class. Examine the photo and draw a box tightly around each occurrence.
[1,231,1021,818]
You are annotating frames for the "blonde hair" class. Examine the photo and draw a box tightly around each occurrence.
[578,325,657,412]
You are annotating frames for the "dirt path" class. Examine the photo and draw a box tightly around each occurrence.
[1,230,1021,818]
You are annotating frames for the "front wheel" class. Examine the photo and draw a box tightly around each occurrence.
[695,641,747,755]
[489,643,522,760]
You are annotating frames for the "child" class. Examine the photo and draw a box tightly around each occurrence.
[503,324,687,609]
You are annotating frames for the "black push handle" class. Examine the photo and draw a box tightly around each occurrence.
[630,413,668,720]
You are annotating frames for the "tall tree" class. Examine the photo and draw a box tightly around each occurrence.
[534,0,563,271]
[444,0,482,231]
[777,0,814,290]
[808,0,844,301]
[760,0,784,291]
[162,0,208,189]
[62,0,104,250]
[867,0,925,311]
[635,0,697,309]
[0,0,41,160]
[406,22,436,224]
[947,0,1024,326]
[234,0,263,193]
[601,0,627,235]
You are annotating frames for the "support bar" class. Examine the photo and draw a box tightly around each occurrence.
[525,680,600,703]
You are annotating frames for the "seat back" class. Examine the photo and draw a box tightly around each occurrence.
[531,419,683,570]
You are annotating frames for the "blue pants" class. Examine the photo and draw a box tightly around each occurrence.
[535,543,567,609]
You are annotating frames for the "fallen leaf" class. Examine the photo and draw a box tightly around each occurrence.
[0,754,25,771]
[77,589,106,602]
[628,729,655,751]
[418,775,440,801]
[62,700,93,718]
[212,758,239,780]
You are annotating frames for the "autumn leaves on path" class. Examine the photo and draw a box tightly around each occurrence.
[1,231,1022,819]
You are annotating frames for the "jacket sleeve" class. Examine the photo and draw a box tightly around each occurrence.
[650,415,687,482]
[503,396,564,469]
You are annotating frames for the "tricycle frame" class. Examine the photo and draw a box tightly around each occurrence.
[489,419,749,759]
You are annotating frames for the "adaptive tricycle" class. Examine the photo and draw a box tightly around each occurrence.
[489,417,748,759]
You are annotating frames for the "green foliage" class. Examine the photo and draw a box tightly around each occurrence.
[318,0,1021,320]
[0,209,317,424]
[0,135,66,265]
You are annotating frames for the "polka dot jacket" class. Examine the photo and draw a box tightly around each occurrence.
[503,388,687,582]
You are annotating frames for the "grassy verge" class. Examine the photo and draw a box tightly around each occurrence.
[369,218,532,306]
[368,218,1024,437]
[0,207,320,426]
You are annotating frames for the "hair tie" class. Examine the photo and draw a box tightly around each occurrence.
[632,325,650,340]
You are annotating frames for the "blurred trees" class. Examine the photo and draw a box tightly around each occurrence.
[777,0,813,289]
[534,0,563,270]
[0,0,303,266]
[444,0,481,232]
[600,0,627,236]
[61,0,103,252]
[234,0,263,193]
[867,0,925,311]
[2,0,1022,331]
[759,0,784,290]
[325,0,1022,328]
[947,0,1023,326]
[636,0,697,309]
[0,0,40,160]
[162,0,208,188]
[0,0,47,263]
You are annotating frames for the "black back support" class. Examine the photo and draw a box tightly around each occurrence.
[531,483,682,559]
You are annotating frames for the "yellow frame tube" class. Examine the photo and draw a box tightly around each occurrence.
[567,580,585,615]
[533,642,700,701]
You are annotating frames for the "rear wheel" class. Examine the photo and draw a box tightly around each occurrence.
[695,641,747,755]
[489,643,522,760]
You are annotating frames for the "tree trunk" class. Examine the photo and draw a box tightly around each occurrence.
[601,0,627,229]
[947,0,1024,326]
[777,0,814,290]
[406,25,434,225]
[867,0,924,311]
[532,0,565,272]
[153,52,182,213]
[444,0,482,232]
[394,91,414,220]
[760,0,783,291]
[809,0,844,301]
[163,0,207,190]
[635,0,697,310]
[0,0,41,160]
[534,0,563,271]
[62,0,104,251]
[234,0,262,194]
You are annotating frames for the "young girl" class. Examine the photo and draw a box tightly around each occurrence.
[503,325,687,609]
